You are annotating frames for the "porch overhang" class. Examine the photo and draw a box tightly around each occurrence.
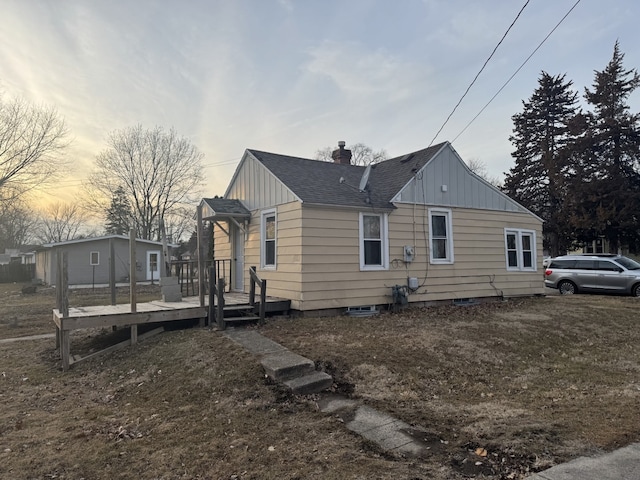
[199,198,251,236]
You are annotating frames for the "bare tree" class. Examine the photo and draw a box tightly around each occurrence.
[88,125,204,241]
[35,202,87,243]
[315,143,388,166]
[0,199,37,250]
[0,96,68,201]
[466,158,503,188]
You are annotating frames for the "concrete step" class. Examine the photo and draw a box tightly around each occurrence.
[284,371,333,395]
[260,351,315,382]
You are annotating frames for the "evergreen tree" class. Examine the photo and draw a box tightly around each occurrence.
[105,186,132,235]
[504,72,579,256]
[569,41,640,253]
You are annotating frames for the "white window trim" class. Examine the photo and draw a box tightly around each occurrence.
[428,208,454,264]
[260,208,277,270]
[90,251,99,266]
[504,228,537,272]
[359,212,389,271]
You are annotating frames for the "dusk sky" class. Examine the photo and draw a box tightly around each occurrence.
[2,0,638,204]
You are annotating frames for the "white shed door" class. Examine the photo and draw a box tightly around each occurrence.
[147,250,161,281]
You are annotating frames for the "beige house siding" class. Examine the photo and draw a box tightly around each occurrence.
[213,200,542,311]
[214,201,304,306]
[293,204,542,311]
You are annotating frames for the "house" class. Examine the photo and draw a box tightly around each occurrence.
[201,141,544,313]
[0,247,36,265]
[35,235,175,286]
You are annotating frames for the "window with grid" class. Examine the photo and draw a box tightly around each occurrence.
[428,209,453,264]
[505,229,536,271]
[359,212,388,270]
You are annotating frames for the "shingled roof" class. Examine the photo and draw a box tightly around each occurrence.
[201,198,251,218]
[248,142,447,210]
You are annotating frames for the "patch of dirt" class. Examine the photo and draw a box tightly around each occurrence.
[1,287,640,479]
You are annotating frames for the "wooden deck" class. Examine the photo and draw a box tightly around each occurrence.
[53,293,290,371]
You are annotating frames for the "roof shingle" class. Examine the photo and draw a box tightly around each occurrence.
[249,142,446,209]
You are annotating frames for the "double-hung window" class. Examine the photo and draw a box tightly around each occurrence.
[505,228,536,271]
[261,209,276,269]
[428,209,454,264]
[359,212,388,270]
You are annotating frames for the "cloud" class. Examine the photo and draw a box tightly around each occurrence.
[305,40,429,102]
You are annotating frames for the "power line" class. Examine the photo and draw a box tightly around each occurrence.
[452,0,583,143]
[202,158,241,168]
[427,0,531,148]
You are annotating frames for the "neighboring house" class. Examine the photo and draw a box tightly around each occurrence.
[0,247,36,265]
[201,141,544,313]
[35,235,176,286]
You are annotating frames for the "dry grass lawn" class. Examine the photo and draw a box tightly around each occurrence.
[1,283,639,479]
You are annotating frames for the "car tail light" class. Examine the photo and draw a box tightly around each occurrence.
[545,269,552,276]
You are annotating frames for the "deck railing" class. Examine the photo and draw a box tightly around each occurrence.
[249,266,267,324]
[172,259,230,296]
[208,265,267,330]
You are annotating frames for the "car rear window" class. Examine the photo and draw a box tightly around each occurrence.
[615,257,640,270]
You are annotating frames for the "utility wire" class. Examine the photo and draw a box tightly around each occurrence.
[427,0,531,148]
[452,0,582,143]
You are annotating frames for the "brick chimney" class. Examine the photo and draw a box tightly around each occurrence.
[331,141,352,165]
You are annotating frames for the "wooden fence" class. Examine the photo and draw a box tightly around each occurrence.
[0,263,35,283]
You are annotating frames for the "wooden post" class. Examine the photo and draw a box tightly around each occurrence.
[159,217,171,277]
[208,266,215,329]
[259,279,267,324]
[129,229,137,313]
[197,205,205,307]
[57,252,69,318]
[217,278,226,330]
[131,324,138,345]
[109,238,116,306]
[61,329,70,371]
[249,266,256,306]
[56,251,70,370]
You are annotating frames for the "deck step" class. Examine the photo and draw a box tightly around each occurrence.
[223,304,254,311]
[224,315,260,323]
[284,371,333,395]
[260,351,315,382]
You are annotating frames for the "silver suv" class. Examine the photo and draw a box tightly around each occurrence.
[544,254,640,296]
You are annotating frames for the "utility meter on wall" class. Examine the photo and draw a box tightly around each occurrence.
[403,245,415,263]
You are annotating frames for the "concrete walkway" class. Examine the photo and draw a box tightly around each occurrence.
[223,328,432,457]
[0,333,55,344]
[526,443,640,480]
[224,328,640,475]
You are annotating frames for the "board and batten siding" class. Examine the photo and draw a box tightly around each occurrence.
[393,145,530,214]
[226,152,298,211]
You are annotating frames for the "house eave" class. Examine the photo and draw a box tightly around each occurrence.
[302,202,396,212]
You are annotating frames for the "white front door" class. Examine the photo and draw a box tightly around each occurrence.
[147,250,161,281]
[233,225,244,291]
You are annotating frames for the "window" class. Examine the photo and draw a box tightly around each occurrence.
[359,212,388,270]
[90,251,99,265]
[261,209,276,269]
[428,209,454,264]
[505,229,536,271]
